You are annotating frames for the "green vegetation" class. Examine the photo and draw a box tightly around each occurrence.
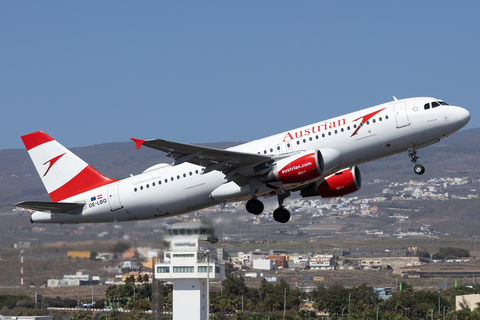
[414,250,431,258]
[0,294,31,309]
[209,276,480,319]
[43,296,77,308]
[432,247,471,260]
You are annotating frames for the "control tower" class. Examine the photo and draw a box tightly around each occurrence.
[155,223,225,320]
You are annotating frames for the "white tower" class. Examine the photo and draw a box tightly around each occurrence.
[155,223,225,320]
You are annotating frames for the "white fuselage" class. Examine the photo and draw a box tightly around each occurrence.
[30,97,470,223]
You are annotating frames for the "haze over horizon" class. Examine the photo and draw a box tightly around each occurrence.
[1,2,479,150]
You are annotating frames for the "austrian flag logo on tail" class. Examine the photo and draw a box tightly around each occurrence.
[42,153,66,177]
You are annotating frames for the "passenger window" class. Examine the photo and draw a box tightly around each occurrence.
[322,134,325,138]
[189,172,192,176]
[316,135,319,139]
[366,121,369,125]
[334,130,338,134]
[134,188,137,192]
[303,139,306,143]
[152,182,155,187]
[165,179,168,183]
[264,150,267,154]
[196,170,199,174]
[297,141,300,145]
[270,148,273,152]
[140,186,143,190]
[159,181,162,185]
[287,143,290,147]
[386,115,389,119]
[354,124,357,129]
[328,132,331,136]
[277,146,280,150]
[146,184,149,188]
[171,177,174,181]
[379,117,382,121]
[177,175,180,180]
[347,126,350,130]
[372,119,376,123]
[183,173,186,178]
[341,128,344,132]
[309,137,312,141]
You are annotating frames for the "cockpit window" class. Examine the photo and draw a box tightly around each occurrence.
[425,100,449,110]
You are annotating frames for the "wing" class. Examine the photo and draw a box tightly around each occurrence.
[131,138,273,174]
[14,201,85,214]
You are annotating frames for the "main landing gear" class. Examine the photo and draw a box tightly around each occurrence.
[246,198,264,215]
[408,148,425,175]
[245,191,292,223]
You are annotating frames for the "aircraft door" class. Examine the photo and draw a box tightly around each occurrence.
[393,102,410,128]
[275,143,283,155]
[107,184,123,211]
[283,141,293,153]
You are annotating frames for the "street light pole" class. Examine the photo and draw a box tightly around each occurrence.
[90,284,94,306]
[207,250,211,320]
[376,307,379,320]
[283,287,289,320]
[429,309,433,320]
[342,307,345,318]
[348,293,352,319]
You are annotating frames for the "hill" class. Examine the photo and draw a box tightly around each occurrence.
[1,128,480,245]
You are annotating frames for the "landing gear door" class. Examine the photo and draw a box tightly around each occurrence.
[107,184,123,211]
[393,102,410,128]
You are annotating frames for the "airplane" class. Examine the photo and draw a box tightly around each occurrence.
[14,97,470,224]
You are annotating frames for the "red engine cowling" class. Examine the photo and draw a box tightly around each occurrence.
[264,151,325,185]
[300,166,362,198]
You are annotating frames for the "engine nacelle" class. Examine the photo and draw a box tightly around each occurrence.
[300,166,362,198]
[264,151,325,185]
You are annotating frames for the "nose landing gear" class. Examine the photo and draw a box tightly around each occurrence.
[408,148,425,175]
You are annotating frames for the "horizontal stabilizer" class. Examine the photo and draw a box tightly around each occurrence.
[13,201,85,214]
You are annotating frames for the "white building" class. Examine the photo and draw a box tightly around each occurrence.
[155,223,225,320]
[253,259,273,270]
[309,255,335,270]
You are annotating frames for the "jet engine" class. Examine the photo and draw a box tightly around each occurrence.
[300,166,361,198]
[263,148,341,185]
[263,150,324,185]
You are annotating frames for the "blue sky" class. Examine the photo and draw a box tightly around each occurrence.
[1,1,479,150]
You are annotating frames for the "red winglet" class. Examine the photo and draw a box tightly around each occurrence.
[131,138,146,150]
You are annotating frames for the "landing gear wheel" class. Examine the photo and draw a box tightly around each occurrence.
[414,164,425,175]
[246,199,264,215]
[273,207,291,223]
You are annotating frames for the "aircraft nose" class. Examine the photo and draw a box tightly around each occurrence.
[456,107,471,125]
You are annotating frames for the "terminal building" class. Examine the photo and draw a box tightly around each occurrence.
[155,223,225,320]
